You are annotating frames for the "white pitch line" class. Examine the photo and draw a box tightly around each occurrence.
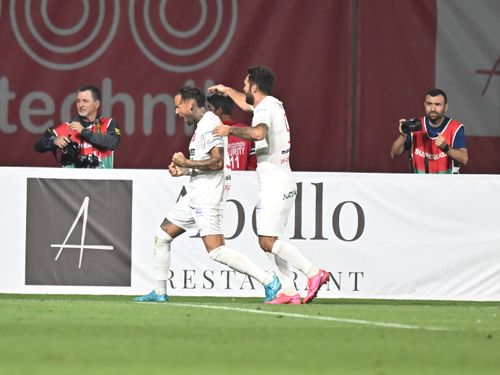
[169,303,450,331]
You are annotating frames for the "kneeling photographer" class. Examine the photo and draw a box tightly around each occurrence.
[390,88,468,174]
[34,85,121,168]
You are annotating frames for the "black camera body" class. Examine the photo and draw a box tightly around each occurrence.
[76,154,101,168]
[401,118,422,134]
[60,140,81,166]
[58,141,101,168]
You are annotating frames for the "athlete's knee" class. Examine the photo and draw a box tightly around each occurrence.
[158,218,184,240]
[156,227,173,245]
[258,236,275,252]
[202,234,225,253]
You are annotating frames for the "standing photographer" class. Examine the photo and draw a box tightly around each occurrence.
[390,88,468,173]
[34,85,121,168]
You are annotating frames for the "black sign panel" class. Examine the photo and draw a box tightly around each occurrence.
[25,178,132,286]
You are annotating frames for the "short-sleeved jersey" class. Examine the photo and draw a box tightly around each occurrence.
[225,120,257,171]
[251,96,291,172]
[187,111,230,208]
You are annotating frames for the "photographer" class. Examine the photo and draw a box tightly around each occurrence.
[390,88,468,174]
[34,85,120,168]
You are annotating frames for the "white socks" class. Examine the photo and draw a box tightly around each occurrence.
[209,246,274,285]
[271,240,319,279]
[266,252,298,295]
[154,228,173,295]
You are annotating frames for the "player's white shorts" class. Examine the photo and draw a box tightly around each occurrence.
[165,194,223,237]
[255,163,297,237]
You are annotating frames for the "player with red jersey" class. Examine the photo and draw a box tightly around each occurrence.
[207,94,257,171]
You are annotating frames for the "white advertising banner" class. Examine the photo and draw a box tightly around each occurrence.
[1,167,500,301]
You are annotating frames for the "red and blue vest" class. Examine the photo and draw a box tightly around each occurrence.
[410,117,463,174]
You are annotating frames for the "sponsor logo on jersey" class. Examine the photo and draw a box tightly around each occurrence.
[283,190,297,200]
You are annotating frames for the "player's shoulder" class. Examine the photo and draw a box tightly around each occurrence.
[198,111,220,128]
[259,95,278,106]
[256,96,284,113]
[200,111,219,121]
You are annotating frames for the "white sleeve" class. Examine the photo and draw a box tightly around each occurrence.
[252,106,271,129]
[202,115,224,154]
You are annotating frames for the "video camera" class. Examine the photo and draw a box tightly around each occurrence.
[401,118,422,134]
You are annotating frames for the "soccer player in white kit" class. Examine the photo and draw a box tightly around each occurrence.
[134,86,281,303]
[210,66,330,304]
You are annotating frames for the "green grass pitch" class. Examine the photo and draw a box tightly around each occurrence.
[1,294,499,375]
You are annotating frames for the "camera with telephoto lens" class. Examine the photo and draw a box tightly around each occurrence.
[57,137,101,168]
[76,154,101,168]
[401,118,422,134]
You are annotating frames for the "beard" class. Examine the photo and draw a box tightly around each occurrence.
[181,112,200,126]
[428,112,444,124]
[245,91,254,105]
[184,116,196,126]
[78,109,92,121]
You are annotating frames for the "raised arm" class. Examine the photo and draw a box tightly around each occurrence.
[390,119,408,158]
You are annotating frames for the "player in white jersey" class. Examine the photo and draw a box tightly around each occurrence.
[134,86,280,303]
[210,66,330,304]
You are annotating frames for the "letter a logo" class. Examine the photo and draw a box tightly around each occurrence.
[51,196,114,269]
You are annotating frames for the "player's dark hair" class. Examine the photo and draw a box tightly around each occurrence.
[207,94,234,115]
[426,88,448,104]
[177,86,205,108]
[78,85,102,102]
[248,66,274,95]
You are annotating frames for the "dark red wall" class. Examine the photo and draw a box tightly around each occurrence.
[0,1,498,173]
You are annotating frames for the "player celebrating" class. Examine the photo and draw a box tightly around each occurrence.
[134,86,280,303]
[210,66,330,304]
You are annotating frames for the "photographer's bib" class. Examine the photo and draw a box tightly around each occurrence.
[409,117,463,174]
[53,118,114,168]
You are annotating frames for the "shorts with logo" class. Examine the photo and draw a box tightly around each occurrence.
[256,163,297,237]
[165,195,223,237]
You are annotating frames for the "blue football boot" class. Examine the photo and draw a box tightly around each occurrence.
[263,275,281,302]
[133,290,169,303]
